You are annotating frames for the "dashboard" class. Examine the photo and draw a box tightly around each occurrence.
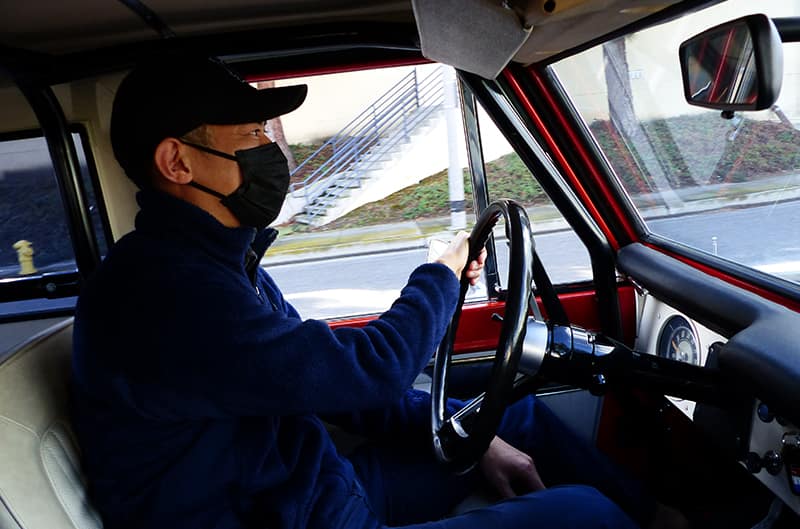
[635,292,800,514]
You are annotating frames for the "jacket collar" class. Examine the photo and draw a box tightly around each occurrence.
[134,189,278,266]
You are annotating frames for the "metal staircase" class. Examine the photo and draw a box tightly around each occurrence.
[290,65,445,226]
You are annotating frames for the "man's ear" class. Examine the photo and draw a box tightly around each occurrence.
[153,138,193,185]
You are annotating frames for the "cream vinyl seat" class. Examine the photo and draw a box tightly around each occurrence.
[0,318,487,527]
[0,319,102,529]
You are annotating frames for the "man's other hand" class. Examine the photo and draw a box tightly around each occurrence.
[479,436,546,499]
[436,232,487,286]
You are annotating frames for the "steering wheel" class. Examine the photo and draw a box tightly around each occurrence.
[431,199,567,472]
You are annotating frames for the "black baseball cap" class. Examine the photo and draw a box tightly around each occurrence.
[110,55,307,187]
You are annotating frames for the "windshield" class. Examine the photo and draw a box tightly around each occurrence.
[552,0,800,284]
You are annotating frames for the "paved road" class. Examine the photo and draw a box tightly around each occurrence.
[267,200,800,319]
[267,229,590,319]
[649,200,800,273]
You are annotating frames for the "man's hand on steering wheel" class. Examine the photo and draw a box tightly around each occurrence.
[436,231,487,286]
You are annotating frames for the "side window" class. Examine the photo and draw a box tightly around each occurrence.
[0,131,108,281]
[0,81,108,318]
[261,64,476,319]
[0,133,74,278]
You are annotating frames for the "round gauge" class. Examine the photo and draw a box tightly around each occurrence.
[657,315,700,365]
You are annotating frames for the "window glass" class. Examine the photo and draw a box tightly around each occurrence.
[477,106,593,288]
[0,130,108,282]
[0,133,76,278]
[262,64,478,319]
[552,0,800,284]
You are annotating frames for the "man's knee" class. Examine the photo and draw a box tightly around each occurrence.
[445,485,638,529]
[537,485,639,529]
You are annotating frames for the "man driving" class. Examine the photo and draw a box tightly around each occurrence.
[72,56,670,529]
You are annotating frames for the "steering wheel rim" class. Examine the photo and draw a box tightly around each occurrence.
[431,200,534,471]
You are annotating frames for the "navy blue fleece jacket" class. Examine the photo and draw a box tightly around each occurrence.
[71,190,460,529]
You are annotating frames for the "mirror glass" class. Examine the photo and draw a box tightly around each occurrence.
[681,20,758,107]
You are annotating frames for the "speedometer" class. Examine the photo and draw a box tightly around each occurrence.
[657,315,700,365]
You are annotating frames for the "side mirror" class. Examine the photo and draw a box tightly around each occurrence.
[679,14,783,111]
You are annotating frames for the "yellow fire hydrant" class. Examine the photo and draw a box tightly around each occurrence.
[13,240,38,275]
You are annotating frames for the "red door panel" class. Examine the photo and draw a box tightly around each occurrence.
[328,284,637,353]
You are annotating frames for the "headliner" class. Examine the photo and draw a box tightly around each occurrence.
[0,0,719,78]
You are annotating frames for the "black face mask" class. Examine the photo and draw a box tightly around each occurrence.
[181,141,290,229]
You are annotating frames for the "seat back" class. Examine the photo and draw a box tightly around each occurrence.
[0,318,102,529]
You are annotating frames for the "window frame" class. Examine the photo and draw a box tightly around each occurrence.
[0,121,106,321]
[459,68,627,339]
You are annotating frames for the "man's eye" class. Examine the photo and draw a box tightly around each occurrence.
[250,129,261,137]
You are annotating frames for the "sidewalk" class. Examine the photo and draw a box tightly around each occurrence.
[262,204,567,265]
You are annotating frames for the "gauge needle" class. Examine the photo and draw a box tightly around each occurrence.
[672,339,680,355]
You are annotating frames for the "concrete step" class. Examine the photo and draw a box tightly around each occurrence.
[361,150,395,162]
[305,200,334,212]
[317,181,359,199]
[309,196,337,208]
[296,210,331,225]
[293,214,322,226]
[351,159,393,171]
[318,190,353,202]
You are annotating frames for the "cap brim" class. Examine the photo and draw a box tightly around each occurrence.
[206,84,308,125]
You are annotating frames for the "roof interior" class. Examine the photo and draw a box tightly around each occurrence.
[0,0,719,77]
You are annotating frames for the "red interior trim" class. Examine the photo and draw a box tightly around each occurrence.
[502,70,621,250]
[618,284,637,346]
[327,301,507,354]
[709,28,736,102]
[525,69,640,244]
[328,285,639,352]
[644,242,800,312]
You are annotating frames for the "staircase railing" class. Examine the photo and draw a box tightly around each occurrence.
[289,65,446,222]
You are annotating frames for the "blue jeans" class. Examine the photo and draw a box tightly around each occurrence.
[346,396,652,529]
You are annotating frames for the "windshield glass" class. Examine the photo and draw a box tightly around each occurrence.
[552,0,800,284]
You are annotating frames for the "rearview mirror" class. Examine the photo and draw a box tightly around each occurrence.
[679,14,783,111]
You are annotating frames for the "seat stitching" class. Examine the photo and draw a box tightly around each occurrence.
[0,416,39,437]
[48,423,103,528]
[0,486,27,529]
[40,424,97,529]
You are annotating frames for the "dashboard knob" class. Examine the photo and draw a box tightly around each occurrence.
[744,452,763,474]
[589,373,606,396]
[757,403,774,423]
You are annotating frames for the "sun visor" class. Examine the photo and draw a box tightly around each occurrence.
[411,0,532,79]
